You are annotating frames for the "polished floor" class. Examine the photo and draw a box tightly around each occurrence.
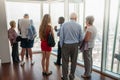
[0,54,117,80]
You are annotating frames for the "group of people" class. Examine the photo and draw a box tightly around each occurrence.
[8,14,36,65]
[8,12,97,80]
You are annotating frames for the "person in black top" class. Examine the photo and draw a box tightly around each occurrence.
[54,17,65,66]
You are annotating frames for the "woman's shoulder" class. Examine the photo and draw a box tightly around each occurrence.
[8,28,14,32]
[47,24,52,30]
[48,24,52,28]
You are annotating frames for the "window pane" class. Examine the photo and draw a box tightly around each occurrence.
[85,0,105,68]
[106,0,120,74]
[6,2,41,51]
[43,3,49,15]
[50,2,64,53]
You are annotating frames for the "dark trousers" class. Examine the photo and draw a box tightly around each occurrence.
[12,43,20,63]
[56,41,61,64]
[83,48,93,76]
[61,43,78,80]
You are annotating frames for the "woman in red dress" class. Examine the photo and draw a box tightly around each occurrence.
[39,14,54,76]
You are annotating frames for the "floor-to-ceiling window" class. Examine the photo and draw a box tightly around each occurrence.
[6,2,41,52]
[84,0,104,68]
[50,2,64,54]
[105,0,120,75]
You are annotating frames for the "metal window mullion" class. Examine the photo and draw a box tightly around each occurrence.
[40,2,43,19]
[83,0,85,28]
[75,3,80,22]
[101,0,110,72]
[64,0,69,21]
[117,0,120,73]
[48,2,51,15]
[111,0,120,72]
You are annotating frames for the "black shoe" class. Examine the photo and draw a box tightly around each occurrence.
[45,71,52,76]
[42,72,46,76]
[54,62,62,66]
[61,77,64,80]
[81,75,91,78]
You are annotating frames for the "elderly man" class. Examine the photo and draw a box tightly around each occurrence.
[60,13,83,80]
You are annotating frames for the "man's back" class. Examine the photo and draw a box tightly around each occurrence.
[18,18,31,38]
[60,20,82,45]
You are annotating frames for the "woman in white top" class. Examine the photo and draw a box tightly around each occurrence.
[81,16,97,78]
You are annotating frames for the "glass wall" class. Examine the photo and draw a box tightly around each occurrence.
[43,3,49,15]
[105,0,120,74]
[6,2,41,51]
[84,0,104,68]
[50,2,64,53]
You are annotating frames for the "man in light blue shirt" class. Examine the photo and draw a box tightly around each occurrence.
[60,13,83,80]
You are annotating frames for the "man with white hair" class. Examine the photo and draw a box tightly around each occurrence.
[60,13,83,80]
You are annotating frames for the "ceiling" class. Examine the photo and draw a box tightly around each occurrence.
[6,0,83,3]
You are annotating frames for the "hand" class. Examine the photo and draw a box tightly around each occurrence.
[54,26,57,31]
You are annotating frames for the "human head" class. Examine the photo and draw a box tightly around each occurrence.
[70,12,77,21]
[58,17,65,24]
[9,20,16,28]
[86,16,94,25]
[39,14,51,39]
[24,13,29,18]
[42,14,51,24]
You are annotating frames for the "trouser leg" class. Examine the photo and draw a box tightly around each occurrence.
[56,41,61,64]
[62,44,69,80]
[12,43,19,62]
[83,48,92,76]
[70,43,78,80]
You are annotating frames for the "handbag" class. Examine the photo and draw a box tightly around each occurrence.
[47,31,56,47]
[16,36,22,42]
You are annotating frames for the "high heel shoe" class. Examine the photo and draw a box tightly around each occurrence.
[45,71,52,76]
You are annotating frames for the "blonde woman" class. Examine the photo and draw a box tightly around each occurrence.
[8,20,20,63]
[39,14,54,76]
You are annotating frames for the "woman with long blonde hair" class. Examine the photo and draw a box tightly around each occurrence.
[39,14,54,76]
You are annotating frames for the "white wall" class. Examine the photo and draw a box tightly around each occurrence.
[0,0,11,63]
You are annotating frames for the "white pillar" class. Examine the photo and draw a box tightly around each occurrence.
[64,0,69,21]
[0,0,11,63]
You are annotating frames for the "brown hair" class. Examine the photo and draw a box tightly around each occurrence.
[9,20,16,28]
[39,14,51,40]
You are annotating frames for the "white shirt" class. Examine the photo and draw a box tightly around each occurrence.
[86,26,97,48]
[18,18,31,38]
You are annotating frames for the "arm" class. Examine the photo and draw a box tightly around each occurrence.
[54,26,58,32]
[84,31,91,42]
[60,25,64,48]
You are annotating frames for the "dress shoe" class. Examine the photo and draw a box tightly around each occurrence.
[54,62,62,66]
[42,72,46,76]
[81,75,91,78]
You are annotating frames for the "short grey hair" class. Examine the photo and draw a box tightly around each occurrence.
[70,12,77,20]
[86,16,94,25]
[24,13,29,17]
